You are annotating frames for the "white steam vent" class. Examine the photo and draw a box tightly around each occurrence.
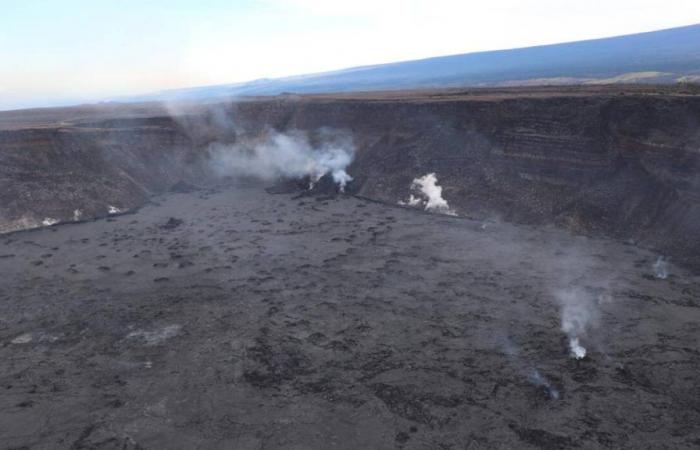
[501,338,559,400]
[529,369,560,400]
[42,218,58,226]
[399,173,456,215]
[653,256,669,279]
[556,288,600,359]
[209,128,354,192]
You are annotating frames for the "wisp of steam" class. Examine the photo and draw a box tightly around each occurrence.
[209,128,354,192]
[556,288,600,359]
[653,256,669,279]
[399,173,456,215]
[529,369,560,400]
[42,218,58,226]
[502,338,559,399]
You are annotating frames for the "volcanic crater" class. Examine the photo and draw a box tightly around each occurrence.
[0,86,699,449]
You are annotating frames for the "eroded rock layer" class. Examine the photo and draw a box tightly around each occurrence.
[1,86,699,269]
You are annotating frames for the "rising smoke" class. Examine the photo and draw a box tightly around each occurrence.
[529,370,560,400]
[42,218,58,226]
[208,128,355,192]
[653,256,669,279]
[556,288,601,359]
[502,337,560,399]
[399,173,456,215]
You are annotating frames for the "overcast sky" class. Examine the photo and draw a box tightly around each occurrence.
[1,0,699,110]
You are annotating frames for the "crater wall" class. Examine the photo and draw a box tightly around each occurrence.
[1,86,698,269]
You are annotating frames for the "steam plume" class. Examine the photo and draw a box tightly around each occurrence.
[653,256,668,279]
[556,288,600,359]
[502,338,559,399]
[399,173,455,215]
[209,128,354,191]
[529,369,560,400]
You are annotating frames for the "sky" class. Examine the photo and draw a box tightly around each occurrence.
[1,0,699,110]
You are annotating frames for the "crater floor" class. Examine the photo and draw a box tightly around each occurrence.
[0,185,698,449]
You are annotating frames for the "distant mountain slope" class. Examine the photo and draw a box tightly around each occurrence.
[131,24,700,101]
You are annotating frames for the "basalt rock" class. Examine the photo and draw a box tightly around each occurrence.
[1,86,699,270]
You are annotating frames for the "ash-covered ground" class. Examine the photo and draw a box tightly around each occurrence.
[0,184,699,449]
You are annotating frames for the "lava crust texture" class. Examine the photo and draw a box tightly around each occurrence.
[0,185,698,449]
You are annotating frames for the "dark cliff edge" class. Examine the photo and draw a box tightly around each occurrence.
[1,86,699,271]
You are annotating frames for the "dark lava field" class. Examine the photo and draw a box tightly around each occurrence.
[1,184,698,449]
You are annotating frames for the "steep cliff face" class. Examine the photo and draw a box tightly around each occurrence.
[229,89,700,270]
[0,114,209,231]
[1,87,699,269]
